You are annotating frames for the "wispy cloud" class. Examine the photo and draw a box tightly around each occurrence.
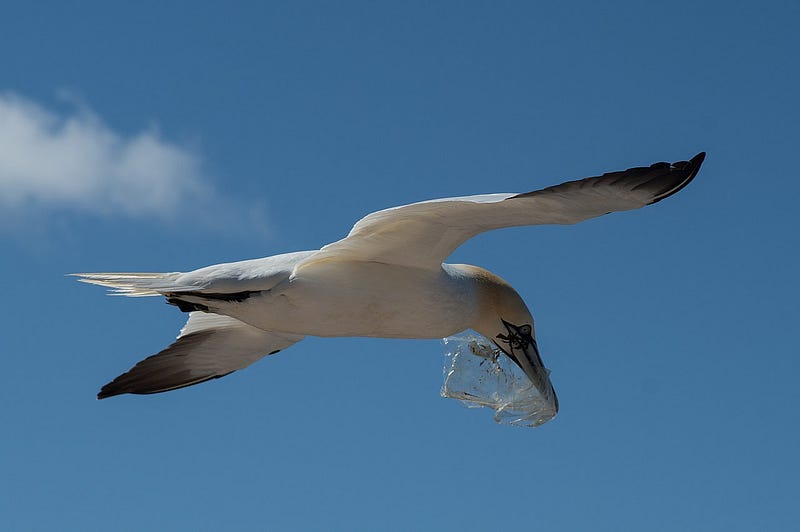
[0,93,265,233]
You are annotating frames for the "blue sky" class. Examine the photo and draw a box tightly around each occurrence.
[2,2,798,530]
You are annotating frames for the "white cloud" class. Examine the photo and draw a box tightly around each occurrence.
[0,93,237,224]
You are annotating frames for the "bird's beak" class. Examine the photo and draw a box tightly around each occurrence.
[497,320,559,413]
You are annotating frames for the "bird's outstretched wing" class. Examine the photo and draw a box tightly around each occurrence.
[297,153,705,272]
[98,312,303,399]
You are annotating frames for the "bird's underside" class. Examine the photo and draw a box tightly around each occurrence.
[74,152,705,400]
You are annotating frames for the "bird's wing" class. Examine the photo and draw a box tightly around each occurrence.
[297,153,705,272]
[98,312,303,399]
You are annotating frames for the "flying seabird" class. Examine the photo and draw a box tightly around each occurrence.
[74,152,705,417]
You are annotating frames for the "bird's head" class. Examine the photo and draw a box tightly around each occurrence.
[466,265,559,413]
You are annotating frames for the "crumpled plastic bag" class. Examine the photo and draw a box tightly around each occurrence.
[441,332,558,427]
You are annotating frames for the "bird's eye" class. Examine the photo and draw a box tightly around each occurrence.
[519,325,532,336]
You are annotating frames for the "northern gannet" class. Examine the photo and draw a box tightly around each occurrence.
[74,152,705,415]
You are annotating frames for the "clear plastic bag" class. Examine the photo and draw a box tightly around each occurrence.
[441,332,558,427]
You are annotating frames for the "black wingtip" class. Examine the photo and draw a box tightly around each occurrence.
[97,383,122,400]
[97,367,235,400]
[649,151,706,204]
[688,151,706,178]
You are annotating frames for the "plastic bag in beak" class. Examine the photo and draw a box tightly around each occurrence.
[441,332,558,427]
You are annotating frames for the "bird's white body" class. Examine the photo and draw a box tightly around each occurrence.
[247,260,478,339]
[74,152,705,414]
[159,250,528,340]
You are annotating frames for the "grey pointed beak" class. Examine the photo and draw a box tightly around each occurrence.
[497,320,559,413]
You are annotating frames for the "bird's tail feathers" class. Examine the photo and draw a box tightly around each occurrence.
[70,272,188,297]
